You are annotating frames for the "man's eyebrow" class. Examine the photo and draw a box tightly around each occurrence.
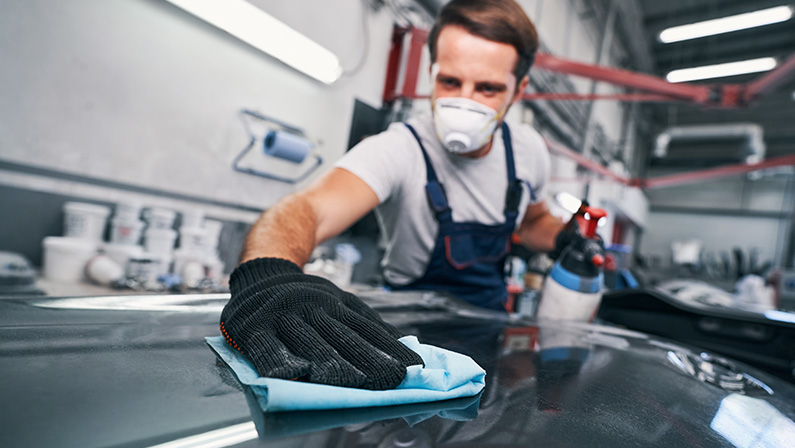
[436,73,460,81]
[475,81,507,91]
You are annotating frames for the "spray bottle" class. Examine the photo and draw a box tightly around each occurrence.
[537,202,606,321]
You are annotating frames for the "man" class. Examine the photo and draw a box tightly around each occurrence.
[221,0,568,391]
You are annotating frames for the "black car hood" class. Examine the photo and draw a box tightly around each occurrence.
[1,291,795,447]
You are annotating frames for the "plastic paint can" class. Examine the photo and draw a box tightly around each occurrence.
[110,218,144,245]
[144,228,177,255]
[42,236,98,282]
[114,201,142,221]
[125,255,161,285]
[144,207,177,230]
[178,227,207,253]
[63,202,111,241]
[181,209,204,229]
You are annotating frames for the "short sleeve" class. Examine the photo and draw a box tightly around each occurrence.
[528,130,551,204]
[512,124,550,205]
[334,123,417,204]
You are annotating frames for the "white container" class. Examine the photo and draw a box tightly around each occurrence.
[203,220,223,253]
[145,228,177,255]
[125,255,162,285]
[43,236,98,282]
[110,218,144,245]
[102,243,144,269]
[63,202,111,241]
[145,207,177,230]
[181,209,204,229]
[114,201,142,221]
[178,226,207,253]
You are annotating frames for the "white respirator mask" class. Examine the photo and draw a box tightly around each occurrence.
[432,96,505,154]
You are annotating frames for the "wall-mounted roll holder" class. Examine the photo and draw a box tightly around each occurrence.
[232,109,324,184]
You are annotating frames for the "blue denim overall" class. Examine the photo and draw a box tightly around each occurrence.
[392,122,524,310]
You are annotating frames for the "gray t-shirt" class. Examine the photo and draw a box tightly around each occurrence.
[335,113,550,285]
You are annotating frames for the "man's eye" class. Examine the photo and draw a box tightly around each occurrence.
[440,78,458,87]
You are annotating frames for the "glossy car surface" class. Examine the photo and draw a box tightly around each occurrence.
[599,280,795,384]
[2,290,795,447]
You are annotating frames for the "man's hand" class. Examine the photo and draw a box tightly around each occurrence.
[220,258,425,390]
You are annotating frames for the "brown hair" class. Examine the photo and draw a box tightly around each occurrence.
[428,0,539,82]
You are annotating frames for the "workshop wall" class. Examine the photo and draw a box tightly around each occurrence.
[523,0,645,234]
[0,0,645,267]
[0,0,395,210]
[524,0,628,147]
[642,176,794,268]
[0,0,637,209]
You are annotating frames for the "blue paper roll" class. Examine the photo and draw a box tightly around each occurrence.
[263,130,313,163]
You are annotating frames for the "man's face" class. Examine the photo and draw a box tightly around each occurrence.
[432,25,526,113]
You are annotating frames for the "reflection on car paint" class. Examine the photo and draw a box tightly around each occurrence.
[711,394,795,447]
[666,350,774,396]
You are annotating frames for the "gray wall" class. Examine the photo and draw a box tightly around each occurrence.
[0,0,395,209]
[641,175,794,268]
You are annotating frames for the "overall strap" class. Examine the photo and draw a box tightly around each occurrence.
[404,123,452,221]
[500,122,523,219]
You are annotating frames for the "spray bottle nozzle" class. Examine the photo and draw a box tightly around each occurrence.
[591,254,605,267]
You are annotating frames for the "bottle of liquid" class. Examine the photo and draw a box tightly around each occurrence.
[537,204,606,321]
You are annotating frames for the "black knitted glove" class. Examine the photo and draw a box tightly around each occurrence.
[220,257,425,390]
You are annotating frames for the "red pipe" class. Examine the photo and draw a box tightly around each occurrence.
[743,54,795,103]
[544,138,634,186]
[522,92,681,102]
[643,154,795,189]
[401,28,429,100]
[534,53,713,103]
[382,27,408,103]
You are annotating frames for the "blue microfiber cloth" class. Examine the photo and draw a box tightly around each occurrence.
[206,335,486,412]
[245,389,483,440]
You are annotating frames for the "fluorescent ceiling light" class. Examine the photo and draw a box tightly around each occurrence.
[659,6,794,43]
[165,0,343,84]
[666,57,778,83]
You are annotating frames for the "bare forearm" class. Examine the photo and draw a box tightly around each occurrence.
[517,213,564,253]
[240,194,318,266]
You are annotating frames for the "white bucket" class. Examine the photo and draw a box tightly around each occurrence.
[114,201,142,222]
[203,220,223,252]
[178,226,207,253]
[63,202,110,241]
[43,236,98,282]
[102,243,144,269]
[181,209,204,229]
[125,255,162,285]
[145,228,177,255]
[110,218,144,245]
[144,207,177,230]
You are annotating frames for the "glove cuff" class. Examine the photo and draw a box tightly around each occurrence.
[230,257,303,290]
